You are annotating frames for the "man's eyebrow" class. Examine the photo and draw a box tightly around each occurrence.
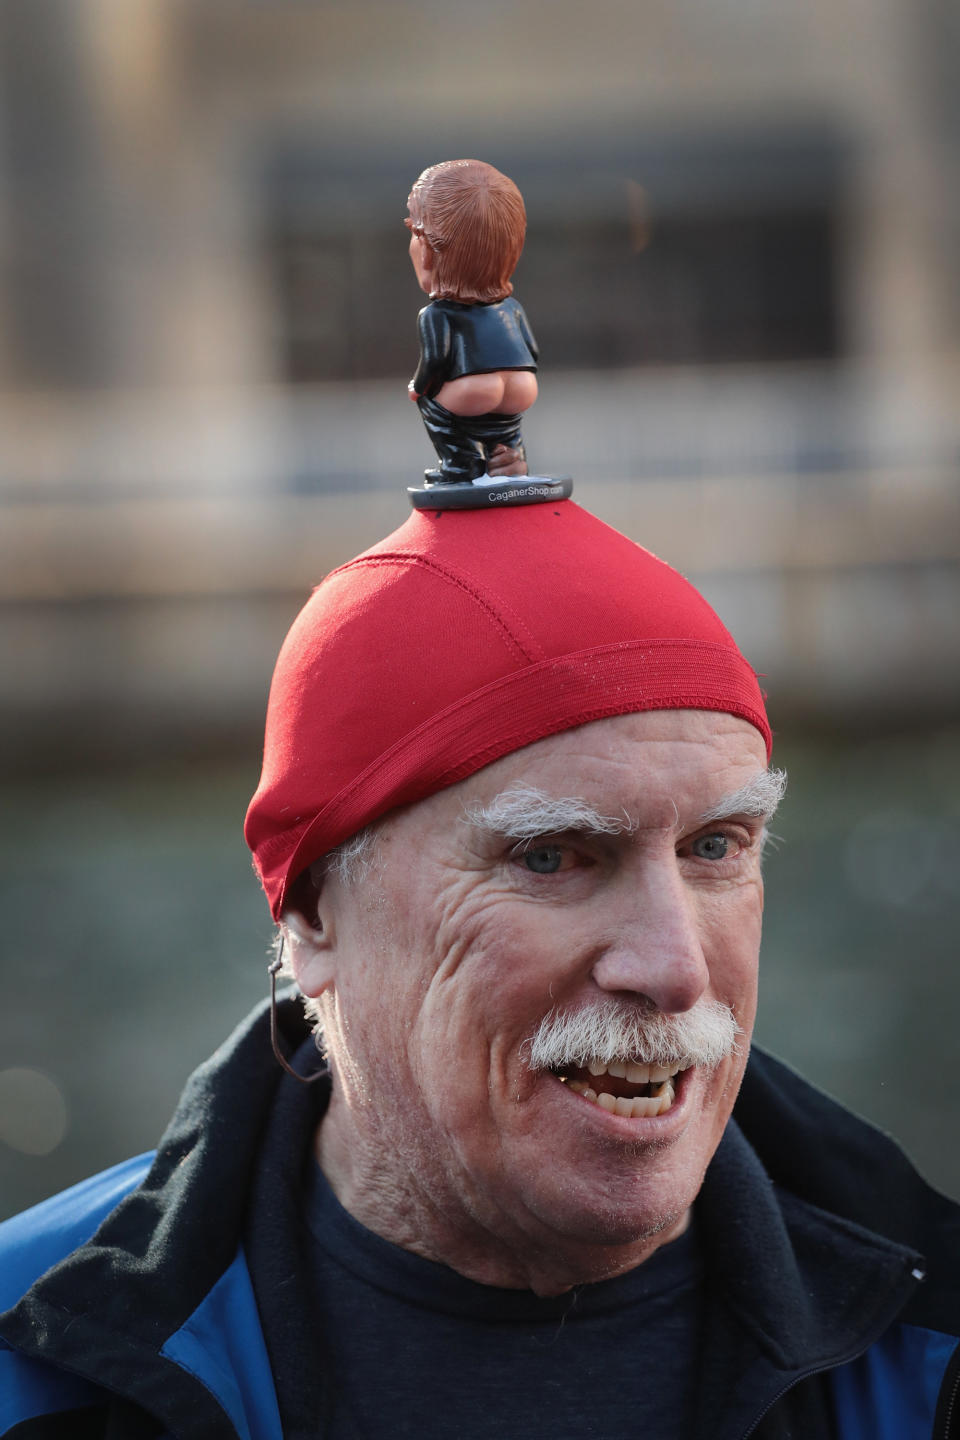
[462,785,635,839]
[463,769,788,840]
[698,768,787,824]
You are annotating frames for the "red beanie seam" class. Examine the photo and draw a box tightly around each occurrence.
[326,551,545,665]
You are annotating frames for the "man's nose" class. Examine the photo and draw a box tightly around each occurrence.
[589,861,710,1014]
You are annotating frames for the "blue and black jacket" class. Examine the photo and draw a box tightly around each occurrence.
[1,998,958,1438]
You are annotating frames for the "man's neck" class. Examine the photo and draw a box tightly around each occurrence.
[314,1104,691,1297]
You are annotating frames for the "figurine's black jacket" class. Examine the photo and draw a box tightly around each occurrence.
[1,998,959,1438]
[410,296,538,399]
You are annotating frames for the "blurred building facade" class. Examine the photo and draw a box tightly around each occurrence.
[0,0,958,769]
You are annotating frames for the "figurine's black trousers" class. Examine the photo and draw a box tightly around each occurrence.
[417,395,525,482]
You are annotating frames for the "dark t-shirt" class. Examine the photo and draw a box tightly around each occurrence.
[304,1162,704,1440]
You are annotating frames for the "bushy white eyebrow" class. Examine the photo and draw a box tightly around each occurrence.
[698,768,787,824]
[463,768,787,842]
[462,785,635,840]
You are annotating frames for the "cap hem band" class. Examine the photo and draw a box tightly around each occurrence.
[257,637,770,918]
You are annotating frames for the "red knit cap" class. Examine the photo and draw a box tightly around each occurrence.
[245,500,771,918]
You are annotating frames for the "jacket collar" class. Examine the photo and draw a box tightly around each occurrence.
[0,998,305,1438]
[701,1117,924,1372]
[736,1047,960,1337]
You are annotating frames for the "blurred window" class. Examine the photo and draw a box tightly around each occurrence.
[521,209,837,369]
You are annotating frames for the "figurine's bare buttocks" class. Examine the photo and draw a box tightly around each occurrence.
[406,160,538,483]
[427,369,538,419]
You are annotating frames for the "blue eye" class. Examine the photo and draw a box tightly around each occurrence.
[523,846,564,874]
[690,833,729,860]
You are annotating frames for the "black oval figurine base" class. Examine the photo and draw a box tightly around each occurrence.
[408,474,573,511]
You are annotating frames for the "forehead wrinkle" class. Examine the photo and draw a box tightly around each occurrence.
[697,767,787,824]
[462,784,636,840]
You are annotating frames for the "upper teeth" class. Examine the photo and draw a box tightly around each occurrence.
[585,1059,681,1082]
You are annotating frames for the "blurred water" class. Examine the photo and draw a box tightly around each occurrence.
[1,729,958,1220]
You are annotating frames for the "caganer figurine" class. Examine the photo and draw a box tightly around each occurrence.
[405,158,571,510]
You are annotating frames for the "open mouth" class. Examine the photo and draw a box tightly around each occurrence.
[551,1058,685,1118]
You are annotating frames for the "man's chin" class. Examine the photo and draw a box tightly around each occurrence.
[567,1203,690,1253]
[517,1165,696,1256]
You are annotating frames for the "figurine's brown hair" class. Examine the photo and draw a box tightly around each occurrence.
[407,159,526,305]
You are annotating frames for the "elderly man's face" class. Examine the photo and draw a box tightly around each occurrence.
[295,709,774,1290]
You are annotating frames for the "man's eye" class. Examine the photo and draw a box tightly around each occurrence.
[690,833,731,861]
[522,845,565,874]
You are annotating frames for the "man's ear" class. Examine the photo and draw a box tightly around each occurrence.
[416,235,437,282]
[281,869,336,999]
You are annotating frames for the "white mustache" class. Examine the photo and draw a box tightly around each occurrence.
[526,999,741,1072]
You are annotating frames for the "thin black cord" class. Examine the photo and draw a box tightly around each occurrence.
[268,938,326,1084]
